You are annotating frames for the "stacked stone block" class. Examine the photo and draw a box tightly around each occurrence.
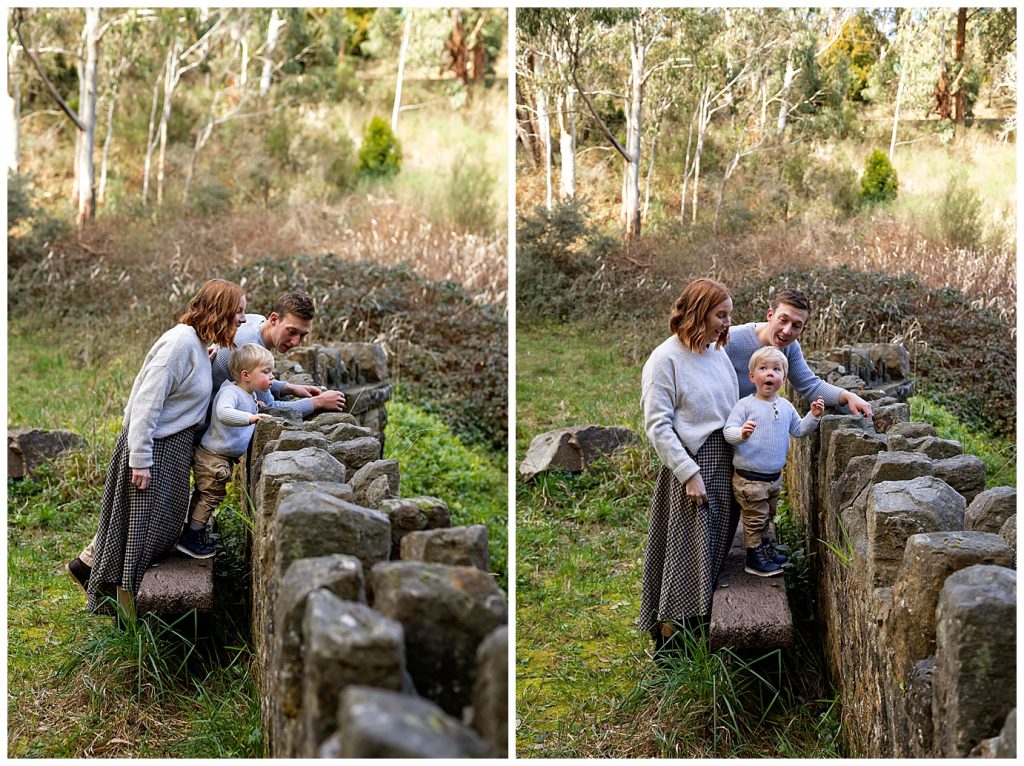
[783,344,1016,757]
[243,344,507,757]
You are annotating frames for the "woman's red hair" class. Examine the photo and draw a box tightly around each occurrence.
[179,279,243,348]
[669,278,732,352]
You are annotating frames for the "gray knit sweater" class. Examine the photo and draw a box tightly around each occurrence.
[726,322,842,406]
[724,394,820,474]
[641,335,739,485]
[200,380,260,458]
[123,323,212,469]
[211,314,315,417]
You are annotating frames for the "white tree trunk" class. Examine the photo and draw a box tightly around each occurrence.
[142,52,166,205]
[554,40,576,201]
[889,58,905,161]
[76,7,100,227]
[98,86,116,204]
[392,10,412,132]
[534,52,552,212]
[692,85,711,225]
[776,53,796,134]
[621,20,644,240]
[260,9,283,96]
[680,114,694,222]
[6,28,19,174]
[642,130,657,223]
[156,40,181,206]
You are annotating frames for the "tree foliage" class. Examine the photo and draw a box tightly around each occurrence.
[357,116,402,178]
[860,149,898,203]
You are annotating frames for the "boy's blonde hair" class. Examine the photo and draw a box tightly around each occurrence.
[749,346,788,378]
[229,343,275,380]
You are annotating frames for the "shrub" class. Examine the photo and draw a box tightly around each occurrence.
[936,174,983,250]
[859,150,898,203]
[357,116,402,178]
[443,154,496,234]
[7,172,70,273]
[189,178,233,217]
[324,131,358,192]
[264,119,293,169]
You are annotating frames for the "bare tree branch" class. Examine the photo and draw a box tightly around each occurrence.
[13,10,85,131]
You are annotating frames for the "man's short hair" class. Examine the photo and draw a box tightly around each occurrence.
[272,291,315,321]
[748,345,789,378]
[229,343,275,380]
[772,288,812,315]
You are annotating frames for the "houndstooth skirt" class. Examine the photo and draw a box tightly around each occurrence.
[87,425,196,613]
[640,429,739,629]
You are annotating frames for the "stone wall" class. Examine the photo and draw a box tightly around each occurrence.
[784,344,1016,758]
[241,343,508,757]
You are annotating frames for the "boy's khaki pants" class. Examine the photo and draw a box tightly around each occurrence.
[732,472,783,549]
[188,445,236,526]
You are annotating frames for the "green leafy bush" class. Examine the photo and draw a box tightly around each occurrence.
[936,174,983,250]
[859,150,898,203]
[385,399,507,587]
[357,116,402,178]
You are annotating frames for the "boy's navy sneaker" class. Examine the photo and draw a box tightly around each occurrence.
[66,557,91,592]
[744,546,783,577]
[759,539,789,565]
[175,525,216,559]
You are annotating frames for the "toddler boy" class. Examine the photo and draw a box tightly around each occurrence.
[724,346,825,577]
[176,343,274,558]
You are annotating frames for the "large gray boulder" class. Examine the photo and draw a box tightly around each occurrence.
[932,455,986,506]
[866,477,966,588]
[8,428,84,479]
[327,686,488,758]
[350,459,400,507]
[400,525,489,571]
[327,436,381,472]
[933,565,1016,757]
[370,562,507,715]
[379,496,451,559]
[471,625,509,757]
[965,487,1016,534]
[258,448,346,517]
[302,591,406,756]
[519,425,636,480]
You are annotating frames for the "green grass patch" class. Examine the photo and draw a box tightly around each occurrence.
[385,398,507,588]
[909,395,1016,488]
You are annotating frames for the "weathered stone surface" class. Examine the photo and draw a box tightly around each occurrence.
[262,406,304,424]
[400,525,489,571]
[350,459,400,507]
[333,686,489,758]
[471,625,509,757]
[136,554,214,614]
[824,427,885,491]
[999,515,1016,565]
[519,425,636,480]
[304,411,360,429]
[327,436,381,472]
[867,478,966,588]
[933,565,1017,757]
[904,656,936,757]
[275,429,328,452]
[276,556,366,722]
[833,374,866,390]
[871,402,910,434]
[370,562,507,715]
[380,496,452,559]
[710,528,793,650]
[279,480,354,505]
[932,454,985,506]
[259,448,346,517]
[323,422,374,442]
[993,708,1016,758]
[275,491,390,577]
[336,343,389,383]
[363,475,392,508]
[888,434,962,460]
[7,428,84,479]
[830,454,880,513]
[888,421,937,440]
[302,591,405,756]
[889,531,1012,684]
[965,487,1017,534]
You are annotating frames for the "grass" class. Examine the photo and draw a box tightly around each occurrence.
[515,320,1013,757]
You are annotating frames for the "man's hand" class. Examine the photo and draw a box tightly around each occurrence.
[131,467,151,491]
[740,420,757,440]
[282,382,322,399]
[841,391,873,419]
[810,397,826,418]
[310,390,346,412]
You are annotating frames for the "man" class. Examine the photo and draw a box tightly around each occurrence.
[67,290,345,591]
[209,290,345,417]
[726,288,874,419]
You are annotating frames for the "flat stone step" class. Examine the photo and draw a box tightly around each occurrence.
[710,528,794,650]
[135,553,215,615]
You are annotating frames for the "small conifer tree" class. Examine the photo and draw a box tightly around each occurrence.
[357,116,403,178]
[860,150,898,203]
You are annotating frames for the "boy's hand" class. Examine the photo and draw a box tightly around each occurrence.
[256,399,268,409]
[249,414,268,424]
[811,397,826,418]
[740,420,757,440]
[207,344,218,362]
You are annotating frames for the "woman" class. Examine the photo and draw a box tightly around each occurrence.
[639,277,739,651]
[86,279,246,613]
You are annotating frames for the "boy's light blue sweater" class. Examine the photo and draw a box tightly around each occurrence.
[724,394,820,474]
[200,380,260,458]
